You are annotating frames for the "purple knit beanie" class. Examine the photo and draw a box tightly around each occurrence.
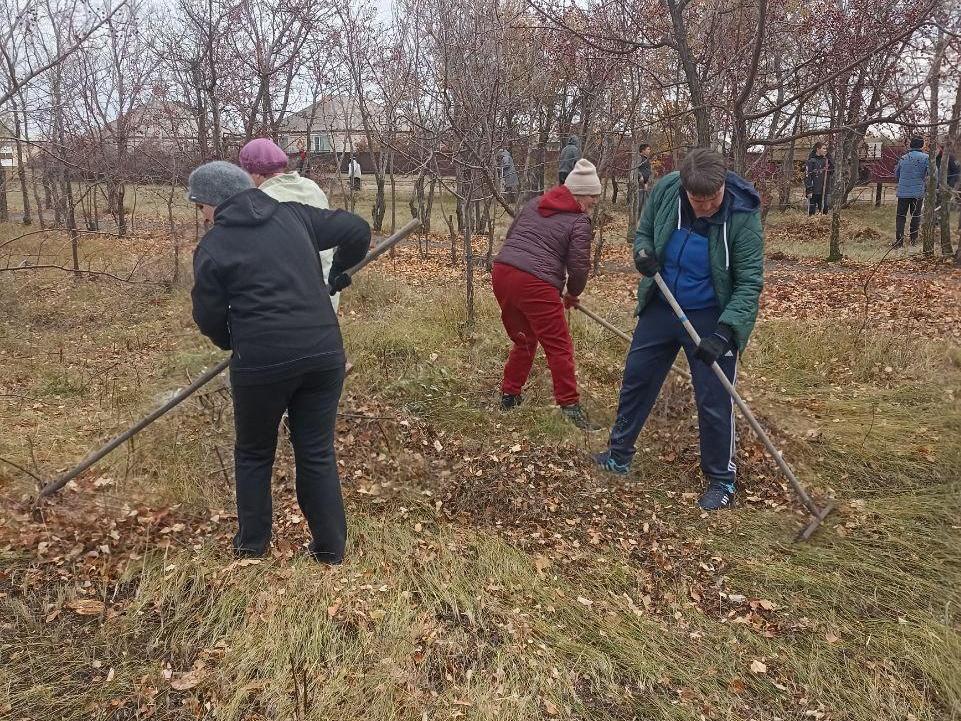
[239,138,289,175]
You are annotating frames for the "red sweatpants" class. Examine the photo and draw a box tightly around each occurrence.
[491,262,578,405]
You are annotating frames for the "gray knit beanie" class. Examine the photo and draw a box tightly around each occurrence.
[187,161,255,207]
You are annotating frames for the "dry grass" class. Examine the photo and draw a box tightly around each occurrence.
[1,218,960,720]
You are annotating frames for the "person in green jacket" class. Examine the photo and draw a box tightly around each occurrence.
[594,147,764,511]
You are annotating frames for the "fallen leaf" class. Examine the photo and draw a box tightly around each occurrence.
[825,631,839,644]
[67,599,105,616]
[545,699,559,715]
[170,668,205,691]
[576,596,593,606]
[750,660,767,674]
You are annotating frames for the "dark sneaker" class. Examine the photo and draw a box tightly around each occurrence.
[697,482,736,511]
[561,403,602,431]
[593,450,630,475]
[501,393,523,410]
[891,239,904,249]
[308,541,343,565]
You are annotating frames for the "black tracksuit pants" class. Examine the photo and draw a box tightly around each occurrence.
[231,366,346,561]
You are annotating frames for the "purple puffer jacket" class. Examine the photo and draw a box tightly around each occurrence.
[494,186,593,296]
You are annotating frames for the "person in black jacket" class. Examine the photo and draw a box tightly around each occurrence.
[805,143,832,215]
[188,161,371,562]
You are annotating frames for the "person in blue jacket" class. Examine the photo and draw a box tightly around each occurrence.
[893,137,929,248]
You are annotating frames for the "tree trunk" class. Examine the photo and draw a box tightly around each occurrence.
[827,145,843,261]
[30,168,45,230]
[371,175,386,232]
[13,107,31,226]
[922,31,945,256]
[778,139,797,210]
[462,196,475,329]
[0,168,8,222]
[389,152,396,235]
[446,214,457,266]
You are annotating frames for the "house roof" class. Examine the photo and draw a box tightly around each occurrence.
[282,95,384,132]
[105,100,198,137]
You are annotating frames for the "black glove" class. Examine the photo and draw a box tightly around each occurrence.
[328,270,352,295]
[695,324,734,365]
[635,250,659,278]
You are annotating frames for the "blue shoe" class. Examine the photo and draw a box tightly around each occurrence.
[698,482,736,511]
[593,450,630,475]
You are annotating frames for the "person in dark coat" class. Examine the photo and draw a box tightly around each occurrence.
[499,148,519,197]
[935,147,960,189]
[557,136,582,185]
[636,143,653,211]
[188,161,370,562]
[804,142,832,215]
[492,159,600,430]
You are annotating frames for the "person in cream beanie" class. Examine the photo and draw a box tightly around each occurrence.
[563,158,603,196]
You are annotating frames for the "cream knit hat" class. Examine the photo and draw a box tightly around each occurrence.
[564,158,602,195]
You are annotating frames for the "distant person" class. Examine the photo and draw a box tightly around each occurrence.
[492,159,601,430]
[804,142,833,215]
[893,137,929,248]
[635,143,653,211]
[240,138,342,313]
[594,148,764,512]
[188,161,370,562]
[499,148,519,197]
[347,155,362,192]
[557,136,581,185]
[935,146,960,190]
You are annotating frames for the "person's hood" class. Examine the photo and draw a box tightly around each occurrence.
[538,184,583,217]
[215,188,278,227]
[904,149,927,160]
[259,172,329,208]
[721,170,761,218]
[567,135,581,148]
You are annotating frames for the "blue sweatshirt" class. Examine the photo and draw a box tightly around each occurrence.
[660,172,762,310]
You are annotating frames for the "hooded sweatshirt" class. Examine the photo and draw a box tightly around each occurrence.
[494,185,592,295]
[633,171,764,350]
[191,189,370,385]
[258,172,341,312]
[558,136,582,174]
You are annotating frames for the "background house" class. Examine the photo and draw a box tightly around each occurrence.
[279,95,385,156]
[0,113,18,169]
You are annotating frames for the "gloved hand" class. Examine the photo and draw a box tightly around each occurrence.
[695,324,734,365]
[563,293,579,309]
[635,250,659,278]
[328,270,352,295]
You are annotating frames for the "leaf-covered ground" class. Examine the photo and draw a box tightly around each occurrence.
[1,215,959,720]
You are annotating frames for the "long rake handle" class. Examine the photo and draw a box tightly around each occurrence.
[574,303,691,381]
[34,219,422,503]
[651,272,824,518]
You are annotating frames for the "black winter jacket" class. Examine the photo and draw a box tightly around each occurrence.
[191,189,370,385]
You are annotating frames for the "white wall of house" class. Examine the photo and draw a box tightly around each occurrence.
[280,131,361,155]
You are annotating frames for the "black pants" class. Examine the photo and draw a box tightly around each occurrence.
[808,194,828,215]
[896,197,923,244]
[232,366,346,561]
[558,172,568,185]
